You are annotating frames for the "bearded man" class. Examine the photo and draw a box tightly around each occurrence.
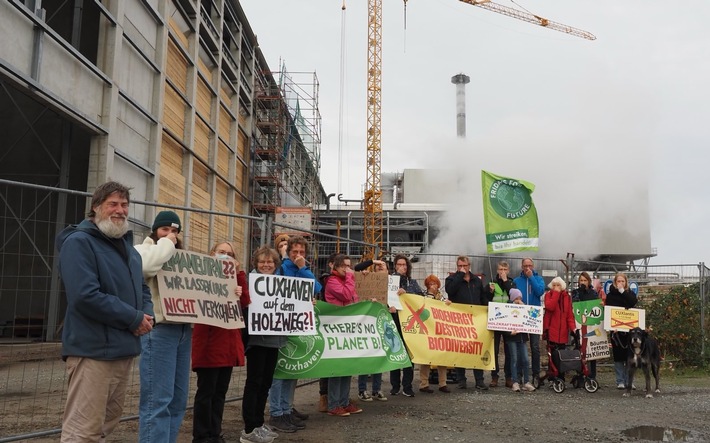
[56,181,154,442]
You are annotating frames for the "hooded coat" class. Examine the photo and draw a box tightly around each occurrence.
[605,285,638,361]
[543,289,576,344]
[56,219,153,360]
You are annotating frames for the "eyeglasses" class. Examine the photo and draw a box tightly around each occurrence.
[258,260,274,265]
[522,264,533,268]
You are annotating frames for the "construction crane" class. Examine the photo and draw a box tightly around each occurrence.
[361,0,595,260]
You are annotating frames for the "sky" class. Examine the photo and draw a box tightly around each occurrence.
[241,0,709,265]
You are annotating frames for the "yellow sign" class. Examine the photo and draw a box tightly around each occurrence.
[397,293,494,370]
[603,306,646,331]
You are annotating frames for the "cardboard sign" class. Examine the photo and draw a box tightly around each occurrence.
[603,306,646,331]
[157,250,244,329]
[486,302,544,335]
[248,273,317,335]
[354,272,389,304]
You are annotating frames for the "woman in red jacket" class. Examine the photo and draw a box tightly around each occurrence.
[543,277,576,383]
[191,241,250,443]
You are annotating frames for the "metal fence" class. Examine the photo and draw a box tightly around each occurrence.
[1,179,709,440]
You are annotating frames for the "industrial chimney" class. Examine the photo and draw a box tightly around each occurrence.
[451,73,470,138]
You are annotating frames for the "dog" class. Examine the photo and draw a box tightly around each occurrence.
[624,327,661,398]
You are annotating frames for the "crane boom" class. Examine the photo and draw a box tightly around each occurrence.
[363,0,383,260]
[459,0,596,41]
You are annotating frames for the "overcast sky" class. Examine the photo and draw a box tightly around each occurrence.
[241,0,709,266]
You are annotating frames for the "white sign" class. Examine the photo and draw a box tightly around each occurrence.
[157,250,244,329]
[248,273,317,335]
[274,207,312,235]
[486,302,543,335]
[388,275,402,310]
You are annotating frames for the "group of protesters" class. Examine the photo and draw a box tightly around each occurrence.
[55,180,638,443]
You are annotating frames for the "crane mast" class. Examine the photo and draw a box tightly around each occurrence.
[459,0,596,40]
[363,0,383,260]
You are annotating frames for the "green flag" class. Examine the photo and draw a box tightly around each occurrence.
[273,301,411,379]
[481,170,539,253]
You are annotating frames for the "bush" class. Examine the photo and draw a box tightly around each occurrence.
[639,283,706,367]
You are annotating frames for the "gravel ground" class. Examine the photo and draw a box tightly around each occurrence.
[23,366,705,443]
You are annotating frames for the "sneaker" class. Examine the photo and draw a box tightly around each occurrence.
[327,406,351,417]
[402,388,416,397]
[344,403,363,414]
[419,387,434,393]
[439,386,451,393]
[617,383,625,389]
[283,413,305,429]
[372,391,388,401]
[292,407,309,421]
[523,382,536,392]
[475,382,489,391]
[241,429,274,443]
[268,415,297,433]
[512,382,521,392]
[358,391,373,402]
[257,425,279,439]
[390,387,400,396]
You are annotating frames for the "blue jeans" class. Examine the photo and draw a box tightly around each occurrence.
[506,338,530,384]
[614,361,628,385]
[357,373,382,393]
[139,323,192,443]
[528,333,540,376]
[327,376,351,409]
[269,378,297,417]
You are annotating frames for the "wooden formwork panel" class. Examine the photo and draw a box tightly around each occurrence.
[166,39,189,94]
[196,77,213,121]
[217,140,231,178]
[193,118,211,161]
[220,84,232,107]
[158,134,186,206]
[168,17,189,48]
[219,104,232,143]
[237,128,248,163]
[197,57,213,84]
[163,85,187,140]
[189,211,210,254]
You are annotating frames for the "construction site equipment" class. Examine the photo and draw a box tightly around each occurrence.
[360,0,594,260]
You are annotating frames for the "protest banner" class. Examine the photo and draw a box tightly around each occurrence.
[396,293,494,370]
[248,273,316,336]
[481,170,539,253]
[157,250,243,328]
[486,301,543,335]
[354,272,388,304]
[604,306,646,331]
[571,299,610,361]
[273,301,411,379]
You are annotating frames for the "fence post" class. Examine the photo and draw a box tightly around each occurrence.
[700,262,706,360]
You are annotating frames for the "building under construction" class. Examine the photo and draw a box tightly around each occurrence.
[0,0,324,337]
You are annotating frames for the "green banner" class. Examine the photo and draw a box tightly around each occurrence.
[273,301,411,379]
[481,170,539,254]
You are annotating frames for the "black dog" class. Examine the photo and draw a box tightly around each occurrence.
[624,327,661,398]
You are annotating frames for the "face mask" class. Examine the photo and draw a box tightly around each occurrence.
[617,285,624,293]
[216,254,231,261]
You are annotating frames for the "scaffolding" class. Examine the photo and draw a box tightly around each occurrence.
[251,64,325,245]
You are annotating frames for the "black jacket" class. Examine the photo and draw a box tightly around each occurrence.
[444,271,492,306]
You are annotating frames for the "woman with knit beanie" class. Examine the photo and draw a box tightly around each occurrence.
[134,210,191,443]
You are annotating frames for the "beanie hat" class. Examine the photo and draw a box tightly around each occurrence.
[152,211,181,233]
[508,288,523,302]
[548,276,567,291]
[274,233,290,247]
